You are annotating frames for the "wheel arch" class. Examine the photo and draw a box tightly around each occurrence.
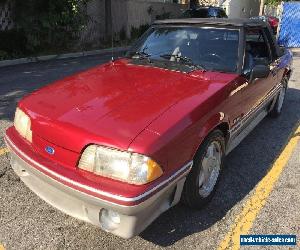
[191,114,230,160]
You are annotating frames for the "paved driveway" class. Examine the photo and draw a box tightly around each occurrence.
[0,52,299,249]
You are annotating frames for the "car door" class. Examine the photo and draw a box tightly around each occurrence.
[239,28,278,123]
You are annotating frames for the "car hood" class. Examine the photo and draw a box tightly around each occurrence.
[19,59,237,153]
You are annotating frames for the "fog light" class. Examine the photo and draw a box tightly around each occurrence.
[99,209,121,231]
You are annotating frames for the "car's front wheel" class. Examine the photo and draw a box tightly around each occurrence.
[181,130,225,209]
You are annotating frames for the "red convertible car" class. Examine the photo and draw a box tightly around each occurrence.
[5,19,292,238]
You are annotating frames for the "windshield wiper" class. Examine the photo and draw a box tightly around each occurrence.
[132,50,152,63]
[160,54,206,71]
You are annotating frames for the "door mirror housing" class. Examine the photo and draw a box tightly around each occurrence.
[250,65,270,82]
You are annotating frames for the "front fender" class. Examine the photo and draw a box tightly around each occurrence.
[191,112,230,158]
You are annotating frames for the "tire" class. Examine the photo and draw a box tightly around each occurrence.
[269,77,288,118]
[181,129,225,209]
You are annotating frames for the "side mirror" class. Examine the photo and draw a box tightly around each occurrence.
[250,65,270,82]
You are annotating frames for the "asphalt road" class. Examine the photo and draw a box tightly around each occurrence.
[0,52,299,250]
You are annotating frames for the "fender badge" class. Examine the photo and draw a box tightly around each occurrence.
[45,146,55,155]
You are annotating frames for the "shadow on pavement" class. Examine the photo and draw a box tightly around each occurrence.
[140,87,300,246]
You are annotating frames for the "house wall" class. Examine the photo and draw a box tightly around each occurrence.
[83,0,187,45]
[0,0,14,31]
[0,0,185,47]
[126,0,186,37]
[80,0,106,47]
[111,0,128,37]
[222,0,260,18]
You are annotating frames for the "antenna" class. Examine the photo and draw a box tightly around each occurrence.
[111,5,114,63]
[111,32,114,62]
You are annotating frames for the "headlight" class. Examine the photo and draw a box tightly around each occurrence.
[14,107,32,143]
[78,145,163,185]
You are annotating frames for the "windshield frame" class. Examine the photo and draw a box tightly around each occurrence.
[127,24,244,74]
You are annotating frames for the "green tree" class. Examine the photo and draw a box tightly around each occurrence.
[13,0,89,54]
[265,0,300,5]
[265,0,281,5]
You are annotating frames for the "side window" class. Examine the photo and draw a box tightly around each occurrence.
[245,29,272,66]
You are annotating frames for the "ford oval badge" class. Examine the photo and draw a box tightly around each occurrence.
[45,146,55,155]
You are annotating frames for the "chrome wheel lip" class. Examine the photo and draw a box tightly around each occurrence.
[198,140,222,198]
[277,87,286,113]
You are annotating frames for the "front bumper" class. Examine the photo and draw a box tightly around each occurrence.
[5,133,192,238]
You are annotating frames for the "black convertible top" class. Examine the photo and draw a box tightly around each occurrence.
[154,18,267,28]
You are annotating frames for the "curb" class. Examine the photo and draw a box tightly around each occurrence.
[0,46,129,68]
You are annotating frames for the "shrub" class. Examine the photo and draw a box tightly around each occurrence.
[1,0,89,58]
[0,29,27,58]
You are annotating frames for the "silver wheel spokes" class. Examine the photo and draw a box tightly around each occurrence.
[277,87,286,112]
[199,141,222,198]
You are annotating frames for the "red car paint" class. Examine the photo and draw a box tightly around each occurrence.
[268,16,279,30]
[7,59,241,205]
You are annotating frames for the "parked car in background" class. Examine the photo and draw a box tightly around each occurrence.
[251,16,279,34]
[5,18,292,239]
[181,6,228,18]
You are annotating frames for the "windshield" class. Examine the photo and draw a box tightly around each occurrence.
[128,26,240,72]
